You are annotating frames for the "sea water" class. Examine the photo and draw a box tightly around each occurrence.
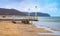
[13,16,60,31]
[32,17,60,31]
[16,16,60,35]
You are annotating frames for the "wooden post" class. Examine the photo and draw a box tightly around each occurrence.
[34,6,38,21]
[28,8,30,24]
[21,20,29,24]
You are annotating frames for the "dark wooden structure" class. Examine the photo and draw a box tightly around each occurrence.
[0,8,38,24]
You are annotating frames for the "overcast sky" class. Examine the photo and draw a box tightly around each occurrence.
[0,0,60,16]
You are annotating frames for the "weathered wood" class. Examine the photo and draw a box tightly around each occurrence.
[0,19,38,21]
[12,21,16,24]
[21,20,29,24]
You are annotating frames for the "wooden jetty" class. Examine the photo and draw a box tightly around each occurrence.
[0,16,38,24]
[0,8,38,24]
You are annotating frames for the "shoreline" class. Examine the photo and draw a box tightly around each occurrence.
[0,21,59,36]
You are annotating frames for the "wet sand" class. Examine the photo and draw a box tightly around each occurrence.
[0,21,59,36]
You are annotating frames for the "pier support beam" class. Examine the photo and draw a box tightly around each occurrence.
[12,21,16,24]
[21,20,30,24]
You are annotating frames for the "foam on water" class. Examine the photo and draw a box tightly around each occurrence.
[32,17,60,35]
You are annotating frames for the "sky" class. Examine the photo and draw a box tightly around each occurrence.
[0,0,60,16]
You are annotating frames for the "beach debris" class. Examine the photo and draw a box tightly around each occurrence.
[12,21,16,24]
[21,20,29,24]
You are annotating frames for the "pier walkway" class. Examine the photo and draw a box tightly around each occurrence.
[0,16,38,24]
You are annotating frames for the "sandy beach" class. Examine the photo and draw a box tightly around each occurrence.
[0,21,59,36]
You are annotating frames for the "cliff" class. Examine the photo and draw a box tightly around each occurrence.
[0,8,50,17]
[0,8,26,16]
[23,12,50,17]
[30,12,50,17]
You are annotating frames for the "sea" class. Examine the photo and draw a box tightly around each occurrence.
[6,16,60,31]
[15,16,60,35]
[32,17,60,31]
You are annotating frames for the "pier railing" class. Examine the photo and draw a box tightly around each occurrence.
[0,15,38,21]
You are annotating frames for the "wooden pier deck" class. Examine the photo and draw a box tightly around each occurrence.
[0,19,38,21]
[0,16,38,21]
[0,16,38,24]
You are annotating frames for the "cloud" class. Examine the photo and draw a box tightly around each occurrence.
[40,3,58,12]
[40,3,58,16]
[0,0,60,16]
[0,0,37,12]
